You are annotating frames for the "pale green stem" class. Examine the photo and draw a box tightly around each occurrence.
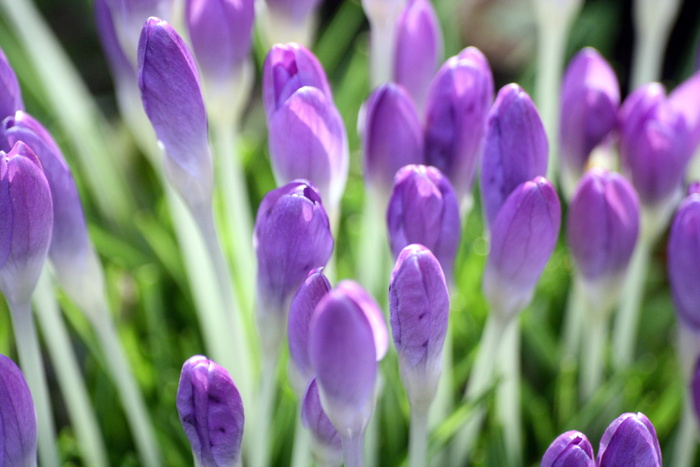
[356,190,390,299]
[33,271,108,467]
[581,305,608,402]
[9,300,60,467]
[368,17,397,88]
[251,351,279,467]
[342,434,366,467]
[562,278,586,359]
[495,319,522,467]
[291,405,312,467]
[408,403,430,467]
[672,394,698,467]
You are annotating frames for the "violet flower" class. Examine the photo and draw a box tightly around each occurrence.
[483,177,561,320]
[480,83,549,228]
[424,47,494,205]
[541,430,595,467]
[0,47,24,119]
[597,412,661,467]
[669,71,700,152]
[0,353,38,466]
[692,356,700,426]
[386,165,461,282]
[177,356,245,467]
[302,379,343,466]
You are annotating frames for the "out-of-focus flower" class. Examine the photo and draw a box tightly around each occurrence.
[177,355,245,467]
[265,0,321,26]
[389,244,449,406]
[0,47,24,118]
[0,353,37,466]
[483,177,560,320]
[480,83,548,228]
[301,379,343,465]
[424,47,494,204]
[0,141,53,306]
[386,165,460,282]
[669,71,700,152]
[692,356,700,426]
[597,412,661,467]
[393,0,443,109]
[541,430,595,467]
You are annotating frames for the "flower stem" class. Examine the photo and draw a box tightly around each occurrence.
[342,433,366,467]
[580,286,612,401]
[496,319,522,467]
[562,277,585,359]
[671,394,698,467]
[408,403,430,467]
[251,350,279,467]
[368,16,398,88]
[291,404,312,467]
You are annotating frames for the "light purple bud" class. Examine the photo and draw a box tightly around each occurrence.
[668,187,700,331]
[669,71,700,152]
[560,48,620,176]
[301,379,342,456]
[692,357,700,426]
[185,0,255,83]
[177,356,244,467]
[267,86,349,209]
[138,17,213,209]
[597,413,661,467]
[0,48,24,119]
[359,83,424,203]
[567,169,639,282]
[483,177,560,319]
[265,0,322,23]
[393,0,443,109]
[288,267,331,384]
[480,83,549,228]
[262,43,332,118]
[95,0,136,84]
[619,83,692,206]
[424,47,494,202]
[104,0,174,64]
[0,354,38,466]
[541,430,595,467]
[0,141,53,306]
[386,165,461,281]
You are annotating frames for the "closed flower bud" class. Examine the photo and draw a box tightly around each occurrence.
[480,83,548,228]
[0,141,53,306]
[424,47,494,203]
[0,47,24,118]
[301,379,343,465]
[541,431,595,467]
[387,165,461,282]
[597,412,661,467]
[0,354,38,466]
[95,0,136,84]
[483,177,560,320]
[177,356,245,467]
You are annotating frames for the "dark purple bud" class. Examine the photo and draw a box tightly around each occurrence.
[692,357,700,426]
[288,267,331,386]
[424,47,494,202]
[567,169,639,283]
[387,165,461,281]
[541,430,595,467]
[619,83,692,206]
[669,71,700,152]
[597,413,661,467]
[393,0,443,109]
[483,177,560,319]
[480,83,548,228]
[262,43,332,118]
[559,48,620,178]
[0,47,24,118]
[0,142,53,306]
[301,379,342,460]
[138,17,213,209]
[267,86,348,209]
[359,83,424,204]
[265,0,322,23]
[185,0,255,84]
[104,0,174,64]
[177,356,245,467]
[0,354,38,466]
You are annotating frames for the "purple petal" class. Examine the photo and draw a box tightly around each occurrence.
[94,0,136,84]
[0,354,37,466]
[0,47,24,119]
[334,280,388,361]
[541,430,595,467]
[301,379,342,453]
[598,413,661,467]
[669,71,700,151]
[692,357,700,426]
[104,0,174,63]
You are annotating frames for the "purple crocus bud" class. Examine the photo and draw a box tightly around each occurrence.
[393,0,443,109]
[669,71,700,152]
[541,430,595,467]
[389,244,449,405]
[424,47,494,204]
[483,177,561,320]
[359,83,424,206]
[386,165,461,282]
[262,43,332,119]
[288,267,331,389]
[267,86,349,210]
[177,356,245,467]
[301,379,343,465]
[692,356,700,425]
[0,354,38,466]
[0,141,53,306]
[559,48,620,189]
[138,17,213,211]
[480,83,549,228]
[597,413,662,467]
[0,47,24,118]
[619,83,692,207]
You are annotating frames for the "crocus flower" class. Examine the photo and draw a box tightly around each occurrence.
[597,412,662,467]
[541,430,595,467]
[389,244,449,406]
[301,379,343,465]
[138,17,213,211]
[0,353,38,466]
[424,47,494,204]
[483,177,561,320]
[386,165,460,282]
[393,0,443,109]
[669,71,700,152]
[692,356,700,425]
[0,141,53,307]
[359,83,424,206]
[0,47,24,118]
[95,0,137,85]
[480,83,548,228]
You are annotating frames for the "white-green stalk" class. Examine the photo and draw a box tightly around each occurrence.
[291,407,313,467]
[257,1,317,46]
[673,326,700,467]
[250,343,279,467]
[342,434,366,467]
[407,400,430,467]
[362,0,405,87]
[495,320,522,467]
